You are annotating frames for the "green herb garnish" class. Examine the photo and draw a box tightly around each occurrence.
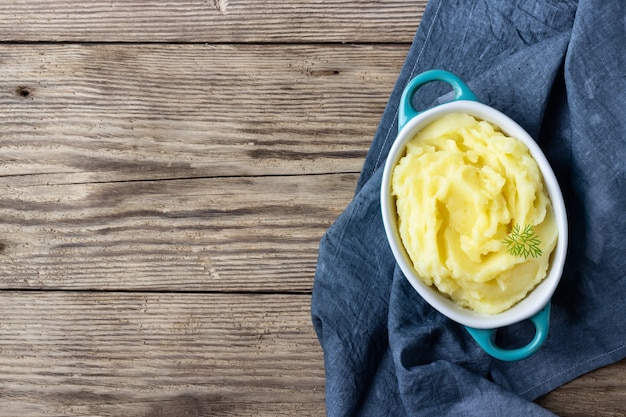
[503,224,542,259]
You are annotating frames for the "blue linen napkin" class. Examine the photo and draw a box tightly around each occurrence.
[311,0,626,415]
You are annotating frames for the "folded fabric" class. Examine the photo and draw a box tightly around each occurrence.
[311,0,626,415]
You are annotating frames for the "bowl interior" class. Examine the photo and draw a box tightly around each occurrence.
[381,101,568,329]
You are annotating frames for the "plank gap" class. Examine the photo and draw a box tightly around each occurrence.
[15,171,362,188]
[0,288,312,296]
[0,40,414,46]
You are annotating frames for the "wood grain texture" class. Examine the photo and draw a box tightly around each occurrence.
[0,44,408,183]
[0,0,425,43]
[537,358,626,416]
[0,289,623,417]
[0,173,357,291]
[0,291,324,417]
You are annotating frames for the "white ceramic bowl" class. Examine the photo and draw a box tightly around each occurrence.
[380,71,568,360]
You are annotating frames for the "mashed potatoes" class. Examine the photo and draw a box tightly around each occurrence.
[392,113,558,314]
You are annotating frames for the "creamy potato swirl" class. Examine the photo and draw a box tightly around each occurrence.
[392,113,558,314]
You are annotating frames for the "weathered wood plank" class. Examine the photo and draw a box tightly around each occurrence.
[0,291,325,416]
[0,44,407,183]
[0,173,357,291]
[0,0,425,43]
[0,291,622,417]
[537,358,626,417]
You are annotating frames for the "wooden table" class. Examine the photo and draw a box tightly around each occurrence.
[0,2,623,416]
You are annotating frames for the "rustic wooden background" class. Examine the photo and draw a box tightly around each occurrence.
[0,1,623,416]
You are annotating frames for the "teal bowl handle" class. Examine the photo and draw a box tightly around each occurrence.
[465,303,551,361]
[399,69,478,130]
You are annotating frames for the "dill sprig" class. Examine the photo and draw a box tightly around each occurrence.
[503,224,542,259]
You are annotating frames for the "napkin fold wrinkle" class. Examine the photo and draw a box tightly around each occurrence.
[311,0,626,415]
